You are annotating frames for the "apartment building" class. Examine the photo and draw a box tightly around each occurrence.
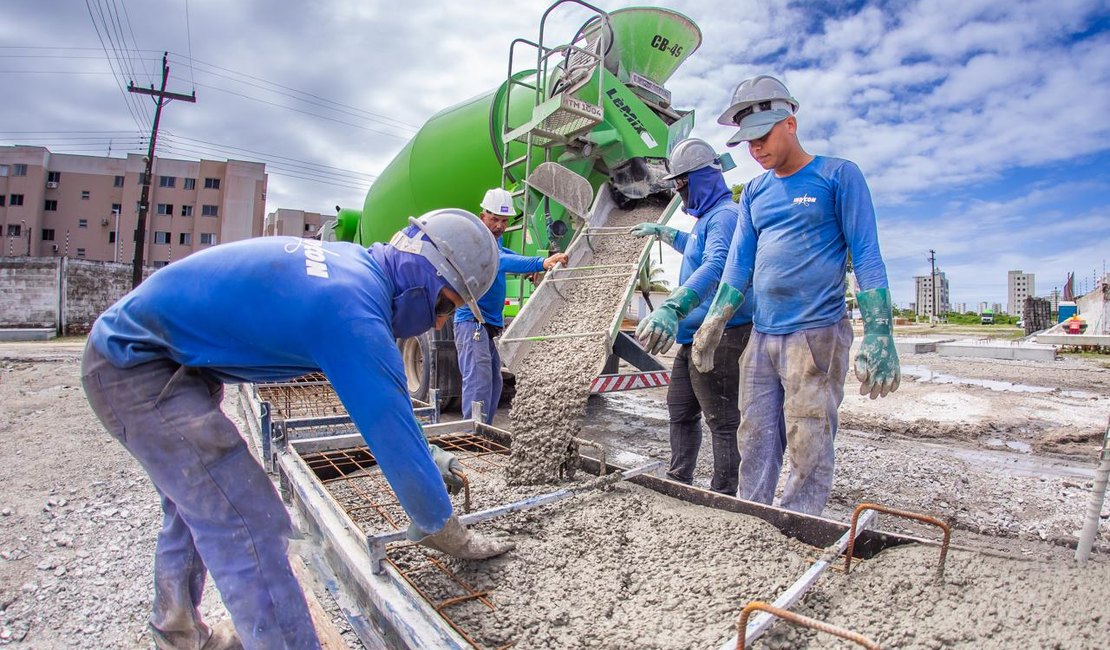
[1007,270,1035,316]
[264,208,326,238]
[0,146,266,266]
[914,269,950,319]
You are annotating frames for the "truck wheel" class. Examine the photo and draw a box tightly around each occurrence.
[398,332,432,402]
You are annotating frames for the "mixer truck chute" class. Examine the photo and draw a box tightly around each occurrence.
[333,1,702,406]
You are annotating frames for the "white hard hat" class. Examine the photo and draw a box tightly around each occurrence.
[717,75,799,126]
[389,208,499,325]
[479,188,519,217]
[662,138,721,180]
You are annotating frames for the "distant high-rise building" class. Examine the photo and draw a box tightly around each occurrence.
[992,302,1003,314]
[0,145,266,266]
[955,302,967,313]
[1007,270,1035,315]
[914,269,951,319]
[1044,289,1061,313]
[978,301,989,314]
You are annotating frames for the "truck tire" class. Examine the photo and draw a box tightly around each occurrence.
[398,332,432,403]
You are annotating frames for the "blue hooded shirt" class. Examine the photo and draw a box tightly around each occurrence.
[667,168,753,344]
[89,236,454,535]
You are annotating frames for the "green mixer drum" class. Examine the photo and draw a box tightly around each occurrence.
[356,71,543,246]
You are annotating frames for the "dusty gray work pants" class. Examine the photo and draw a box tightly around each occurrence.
[666,324,751,495]
[737,320,852,515]
[80,343,320,650]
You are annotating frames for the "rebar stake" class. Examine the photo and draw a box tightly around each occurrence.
[844,502,951,581]
[735,601,880,649]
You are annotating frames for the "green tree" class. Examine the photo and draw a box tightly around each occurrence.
[731,183,745,202]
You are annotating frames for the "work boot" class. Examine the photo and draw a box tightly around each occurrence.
[151,619,242,650]
[201,621,242,650]
[408,515,515,560]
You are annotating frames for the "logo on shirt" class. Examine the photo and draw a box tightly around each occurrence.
[284,238,333,279]
[793,194,816,207]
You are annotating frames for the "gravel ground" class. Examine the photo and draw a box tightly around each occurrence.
[0,340,354,648]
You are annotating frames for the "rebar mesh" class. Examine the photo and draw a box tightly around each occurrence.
[299,434,515,649]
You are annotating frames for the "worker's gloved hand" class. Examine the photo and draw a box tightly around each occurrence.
[691,282,744,373]
[542,252,569,270]
[628,222,678,245]
[636,287,700,355]
[429,444,464,495]
[406,515,515,560]
[854,287,901,399]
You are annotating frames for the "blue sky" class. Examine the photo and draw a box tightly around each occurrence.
[2,0,1107,308]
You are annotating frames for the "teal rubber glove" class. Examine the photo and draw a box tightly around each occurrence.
[429,443,464,495]
[691,282,745,372]
[636,286,700,354]
[628,222,678,245]
[855,287,901,399]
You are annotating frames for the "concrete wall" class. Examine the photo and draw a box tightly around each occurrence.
[0,258,58,328]
[0,256,152,334]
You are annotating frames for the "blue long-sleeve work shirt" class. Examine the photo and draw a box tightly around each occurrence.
[709,156,889,335]
[455,239,545,328]
[89,237,453,534]
[669,196,753,344]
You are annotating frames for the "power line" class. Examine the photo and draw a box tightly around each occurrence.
[164,53,420,132]
[158,139,373,186]
[162,131,377,181]
[83,0,146,130]
[90,0,150,124]
[183,0,195,89]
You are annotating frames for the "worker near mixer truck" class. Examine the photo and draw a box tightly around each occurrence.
[689,75,901,516]
[630,138,755,496]
[81,209,515,650]
[455,187,569,424]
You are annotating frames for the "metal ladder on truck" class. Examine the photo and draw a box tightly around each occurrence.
[495,2,670,395]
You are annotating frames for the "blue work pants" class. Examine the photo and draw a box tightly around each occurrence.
[80,344,320,650]
[737,320,852,515]
[454,320,502,424]
[666,324,751,495]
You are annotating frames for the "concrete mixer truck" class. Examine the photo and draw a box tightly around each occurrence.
[328,1,703,407]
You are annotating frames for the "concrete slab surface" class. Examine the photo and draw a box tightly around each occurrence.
[937,339,1056,361]
[0,328,57,342]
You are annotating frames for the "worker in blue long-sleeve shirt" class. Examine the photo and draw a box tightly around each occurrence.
[638,76,901,516]
[81,209,514,650]
[700,75,900,515]
[630,138,755,495]
[454,188,568,424]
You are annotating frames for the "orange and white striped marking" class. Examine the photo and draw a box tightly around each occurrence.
[589,371,670,394]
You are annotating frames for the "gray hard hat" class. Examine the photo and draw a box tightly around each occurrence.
[662,138,721,180]
[389,208,499,324]
[717,75,799,126]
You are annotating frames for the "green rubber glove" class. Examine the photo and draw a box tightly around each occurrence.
[691,282,745,372]
[636,286,700,354]
[429,443,464,495]
[628,222,678,245]
[855,287,901,399]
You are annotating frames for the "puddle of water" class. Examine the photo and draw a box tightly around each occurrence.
[919,440,1094,480]
[984,437,1033,454]
[902,365,1097,399]
[590,390,670,422]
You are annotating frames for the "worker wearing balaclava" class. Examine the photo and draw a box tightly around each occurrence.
[82,209,513,650]
[628,138,755,496]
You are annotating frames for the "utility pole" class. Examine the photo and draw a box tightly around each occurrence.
[128,52,195,288]
[928,249,938,325]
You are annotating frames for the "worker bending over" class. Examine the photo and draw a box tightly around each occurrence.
[82,209,514,650]
[631,138,755,496]
[455,188,568,423]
